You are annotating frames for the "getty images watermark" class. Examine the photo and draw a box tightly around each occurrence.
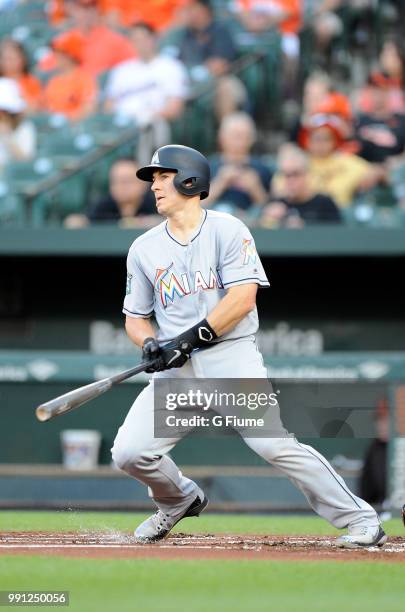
[153,378,387,439]
[164,387,279,429]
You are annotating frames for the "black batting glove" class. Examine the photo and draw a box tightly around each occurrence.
[142,337,161,373]
[142,319,217,373]
[142,337,193,372]
[159,339,193,370]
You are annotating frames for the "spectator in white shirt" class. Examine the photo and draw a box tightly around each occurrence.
[105,21,188,157]
[0,77,36,171]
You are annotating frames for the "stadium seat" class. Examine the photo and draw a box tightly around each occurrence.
[38,132,97,168]
[31,113,70,134]
[4,158,56,196]
[0,181,25,226]
[77,113,134,146]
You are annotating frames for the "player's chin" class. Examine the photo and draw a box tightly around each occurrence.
[156,200,169,215]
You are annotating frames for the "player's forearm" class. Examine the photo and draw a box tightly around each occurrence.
[207,285,257,337]
[125,316,156,349]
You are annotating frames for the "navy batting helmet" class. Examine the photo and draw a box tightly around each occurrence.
[136,145,210,200]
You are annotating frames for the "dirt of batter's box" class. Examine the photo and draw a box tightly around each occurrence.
[0,532,404,562]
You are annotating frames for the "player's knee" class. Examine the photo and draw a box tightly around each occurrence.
[248,436,295,461]
[111,438,146,472]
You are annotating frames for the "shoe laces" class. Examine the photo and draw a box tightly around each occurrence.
[153,510,171,532]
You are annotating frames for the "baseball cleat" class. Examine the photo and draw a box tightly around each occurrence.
[134,489,208,543]
[335,525,387,548]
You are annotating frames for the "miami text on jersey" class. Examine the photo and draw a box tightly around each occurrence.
[154,263,224,308]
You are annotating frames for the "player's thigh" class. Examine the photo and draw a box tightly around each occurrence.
[111,380,179,462]
[196,337,267,378]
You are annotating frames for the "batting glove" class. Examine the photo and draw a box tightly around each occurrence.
[142,337,193,372]
[159,339,193,370]
[142,337,161,373]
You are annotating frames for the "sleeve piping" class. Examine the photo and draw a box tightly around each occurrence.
[123,307,154,318]
[223,277,270,288]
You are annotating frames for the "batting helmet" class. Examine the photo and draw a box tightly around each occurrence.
[136,145,210,200]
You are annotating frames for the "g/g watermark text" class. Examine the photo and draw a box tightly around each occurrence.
[165,389,278,411]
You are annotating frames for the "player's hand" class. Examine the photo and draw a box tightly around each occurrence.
[158,339,193,370]
[142,337,193,372]
[142,337,161,373]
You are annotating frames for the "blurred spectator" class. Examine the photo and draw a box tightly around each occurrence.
[41,0,135,77]
[233,0,301,50]
[354,38,405,115]
[43,32,98,121]
[290,71,332,141]
[302,1,343,55]
[0,39,42,113]
[0,78,36,170]
[232,0,301,99]
[48,0,67,25]
[262,144,341,227]
[354,72,405,164]
[298,85,357,154]
[312,91,354,145]
[65,158,158,228]
[290,71,352,143]
[359,399,389,507]
[288,114,383,207]
[205,112,271,211]
[104,22,188,129]
[171,0,247,120]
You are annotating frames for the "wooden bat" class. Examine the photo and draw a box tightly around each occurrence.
[35,360,154,422]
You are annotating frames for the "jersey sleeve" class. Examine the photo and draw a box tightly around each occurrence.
[219,222,270,289]
[123,248,154,318]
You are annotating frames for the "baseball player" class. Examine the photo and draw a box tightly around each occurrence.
[111,144,387,548]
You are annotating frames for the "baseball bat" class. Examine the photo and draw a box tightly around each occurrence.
[35,360,154,422]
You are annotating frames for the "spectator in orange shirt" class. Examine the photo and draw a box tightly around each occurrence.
[43,31,98,121]
[0,38,42,113]
[100,0,188,31]
[41,0,135,77]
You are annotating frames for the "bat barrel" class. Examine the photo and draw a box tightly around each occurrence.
[35,360,153,422]
[35,379,113,422]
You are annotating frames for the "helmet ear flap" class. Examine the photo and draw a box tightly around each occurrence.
[182,177,197,191]
[174,173,198,196]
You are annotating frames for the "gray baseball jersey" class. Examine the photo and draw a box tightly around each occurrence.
[123,209,270,342]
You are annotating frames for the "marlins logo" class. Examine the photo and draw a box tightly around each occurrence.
[241,239,257,265]
[155,263,223,308]
[151,150,160,164]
